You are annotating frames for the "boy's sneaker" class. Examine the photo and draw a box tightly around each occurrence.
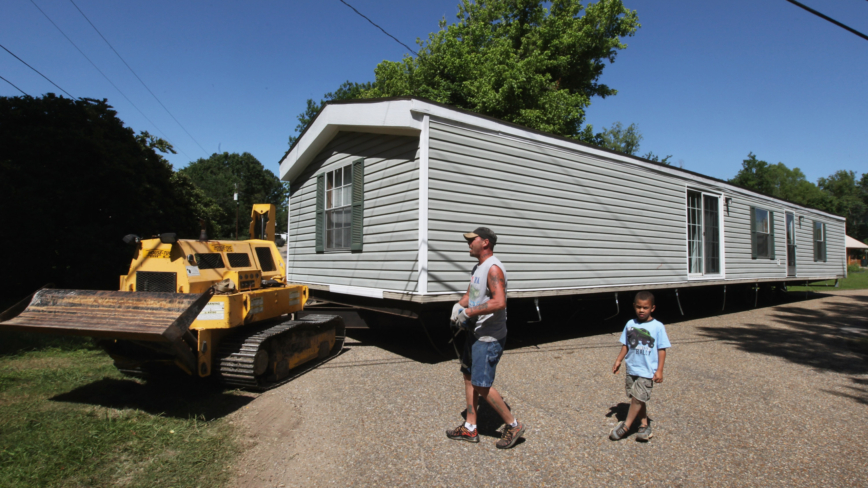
[446,424,479,443]
[609,421,630,441]
[636,424,653,442]
[496,421,525,449]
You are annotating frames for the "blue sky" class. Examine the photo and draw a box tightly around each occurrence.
[2,1,866,183]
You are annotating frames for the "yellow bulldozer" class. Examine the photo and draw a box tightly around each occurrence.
[0,204,344,390]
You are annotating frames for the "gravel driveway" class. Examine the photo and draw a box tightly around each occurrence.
[230,290,868,487]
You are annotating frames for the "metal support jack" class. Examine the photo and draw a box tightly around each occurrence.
[754,284,759,308]
[528,297,543,323]
[675,289,684,316]
[721,285,726,312]
[604,292,620,320]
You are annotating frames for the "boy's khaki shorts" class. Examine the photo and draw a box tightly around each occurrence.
[626,374,653,403]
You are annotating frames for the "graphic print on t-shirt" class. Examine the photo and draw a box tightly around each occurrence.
[626,327,655,354]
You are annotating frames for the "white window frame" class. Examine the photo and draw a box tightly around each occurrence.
[324,163,353,251]
[685,189,726,280]
[754,207,772,259]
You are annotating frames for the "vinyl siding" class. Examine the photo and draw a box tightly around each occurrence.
[286,131,420,291]
[723,195,788,280]
[794,211,846,278]
[426,120,688,293]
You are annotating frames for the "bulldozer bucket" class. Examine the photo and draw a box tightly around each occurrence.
[0,288,215,373]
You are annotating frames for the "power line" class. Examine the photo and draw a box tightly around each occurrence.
[0,74,31,96]
[0,43,74,98]
[337,0,419,56]
[68,0,209,156]
[28,0,192,161]
[784,0,868,42]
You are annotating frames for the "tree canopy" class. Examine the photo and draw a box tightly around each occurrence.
[180,152,289,238]
[286,0,639,147]
[364,0,638,139]
[729,153,868,241]
[0,95,213,298]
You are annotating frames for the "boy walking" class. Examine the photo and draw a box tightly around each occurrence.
[610,291,670,442]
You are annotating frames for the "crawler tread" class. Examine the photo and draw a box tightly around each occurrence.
[214,315,345,391]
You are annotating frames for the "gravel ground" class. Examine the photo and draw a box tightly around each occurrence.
[230,290,868,487]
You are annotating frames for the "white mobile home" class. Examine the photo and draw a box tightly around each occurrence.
[279,98,845,313]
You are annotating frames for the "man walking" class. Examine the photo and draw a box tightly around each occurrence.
[446,227,525,449]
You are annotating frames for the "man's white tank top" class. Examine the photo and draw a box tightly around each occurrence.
[468,255,507,341]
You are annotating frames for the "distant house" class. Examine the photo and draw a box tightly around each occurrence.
[278,98,846,311]
[846,236,868,266]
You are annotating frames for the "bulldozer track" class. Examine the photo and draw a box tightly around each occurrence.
[215,314,346,391]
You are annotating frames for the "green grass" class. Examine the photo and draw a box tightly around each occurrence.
[788,268,868,291]
[0,340,243,488]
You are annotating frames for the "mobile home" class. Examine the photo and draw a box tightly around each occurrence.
[279,98,845,316]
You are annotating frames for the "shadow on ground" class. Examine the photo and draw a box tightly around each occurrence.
[51,376,255,419]
[697,293,868,375]
[343,286,848,367]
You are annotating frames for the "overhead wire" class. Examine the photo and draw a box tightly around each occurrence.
[0,42,74,98]
[28,0,192,161]
[0,74,31,96]
[337,0,419,56]
[784,0,868,42]
[68,0,209,156]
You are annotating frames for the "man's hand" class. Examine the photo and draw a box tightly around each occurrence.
[612,360,622,374]
[456,309,476,330]
[451,302,464,322]
[652,370,664,383]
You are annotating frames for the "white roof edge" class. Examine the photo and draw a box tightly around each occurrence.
[279,99,423,183]
[846,236,868,249]
[280,98,845,222]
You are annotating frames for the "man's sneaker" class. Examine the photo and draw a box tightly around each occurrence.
[496,421,525,449]
[446,424,479,443]
[609,421,630,441]
[636,424,653,442]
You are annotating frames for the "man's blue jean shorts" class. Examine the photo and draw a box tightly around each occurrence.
[460,335,506,388]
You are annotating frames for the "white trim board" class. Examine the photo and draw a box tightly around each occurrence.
[417,115,430,294]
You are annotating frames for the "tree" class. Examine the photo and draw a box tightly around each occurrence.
[728,153,831,210]
[818,170,867,241]
[180,152,289,238]
[362,0,639,140]
[0,94,206,299]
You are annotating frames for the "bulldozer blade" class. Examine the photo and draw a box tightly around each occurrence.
[0,288,215,344]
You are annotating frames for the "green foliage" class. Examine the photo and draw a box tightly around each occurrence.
[729,153,868,242]
[729,153,833,208]
[817,170,868,241]
[362,0,638,140]
[287,81,373,147]
[0,348,239,487]
[0,95,210,300]
[180,152,289,238]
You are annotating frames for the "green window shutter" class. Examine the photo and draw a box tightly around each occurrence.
[749,206,757,259]
[822,223,827,262]
[350,158,364,252]
[769,211,775,260]
[315,173,325,253]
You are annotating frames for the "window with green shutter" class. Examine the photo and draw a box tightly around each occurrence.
[751,206,774,260]
[813,221,826,262]
[314,159,364,252]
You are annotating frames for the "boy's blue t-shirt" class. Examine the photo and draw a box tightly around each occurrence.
[619,318,671,378]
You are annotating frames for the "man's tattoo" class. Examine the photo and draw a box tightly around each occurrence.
[467,303,490,315]
[467,404,474,413]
